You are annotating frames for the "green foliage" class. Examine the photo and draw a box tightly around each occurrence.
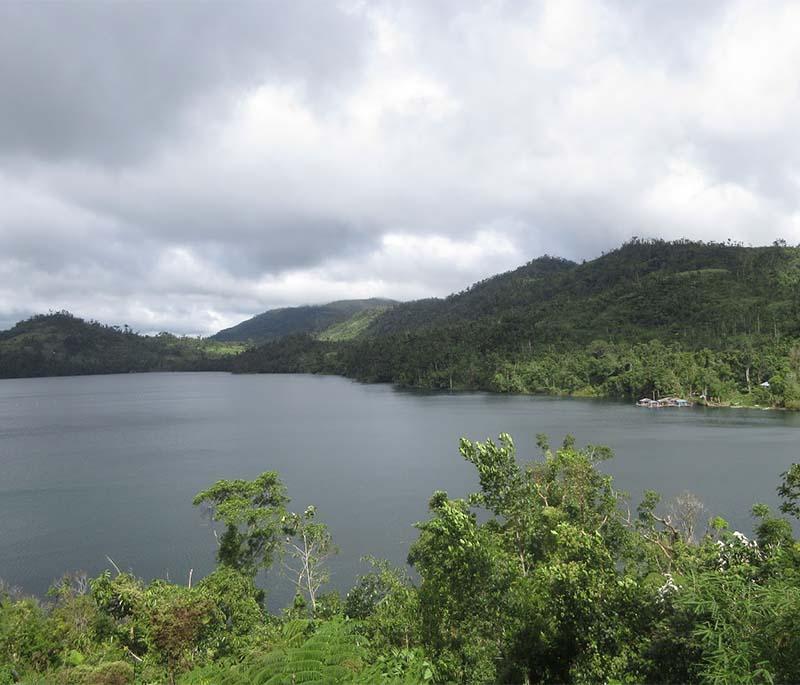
[676,572,800,684]
[0,597,60,674]
[235,240,800,410]
[0,311,240,379]
[212,299,397,343]
[752,504,794,549]
[2,429,800,684]
[778,463,800,519]
[193,472,289,577]
[179,619,369,684]
[315,306,393,342]
[345,558,421,656]
[195,567,266,655]
[407,434,639,683]
[85,565,269,682]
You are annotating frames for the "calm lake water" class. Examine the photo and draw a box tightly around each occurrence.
[1,372,798,606]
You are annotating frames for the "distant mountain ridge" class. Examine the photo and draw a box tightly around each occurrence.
[211,298,398,343]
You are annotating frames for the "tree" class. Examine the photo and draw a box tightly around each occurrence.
[669,491,707,545]
[778,463,800,519]
[407,490,514,684]
[147,587,216,685]
[344,557,421,651]
[193,472,288,577]
[408,434,640,684]
[281,506,337,614]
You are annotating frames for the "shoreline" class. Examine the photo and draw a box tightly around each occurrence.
[1,367,797,413]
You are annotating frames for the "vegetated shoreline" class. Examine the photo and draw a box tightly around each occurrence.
[239,368,800,413]
[2,366,796,413]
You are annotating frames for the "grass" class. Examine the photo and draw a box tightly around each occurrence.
[315,307,391,342]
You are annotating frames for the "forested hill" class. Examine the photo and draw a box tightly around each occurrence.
[364,239,800,343]
[211,298,397,343]
[0,312,240,378]
[234,239,800,409]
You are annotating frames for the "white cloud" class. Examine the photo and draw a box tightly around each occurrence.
[1,0,799,334]
[697,0,800,137]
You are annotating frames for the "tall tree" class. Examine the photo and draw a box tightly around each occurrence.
[193,471,288,577]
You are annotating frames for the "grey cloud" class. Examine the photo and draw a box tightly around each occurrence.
[0,1,368,163]
[187,217,382,280]
[1,0,799,335]
[112,205,380,276]
[0,314,28,331]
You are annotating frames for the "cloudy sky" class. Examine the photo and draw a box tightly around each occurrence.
[1,0,799,334]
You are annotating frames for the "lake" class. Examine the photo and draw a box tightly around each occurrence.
[1,372,798,607]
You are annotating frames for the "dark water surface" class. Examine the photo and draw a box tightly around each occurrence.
[1,373,798,606]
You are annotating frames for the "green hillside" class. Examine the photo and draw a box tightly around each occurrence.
[0,311,240,378]
[315,305,393,341]
[234,239,800,409]
[363,239,799,343]
[211,298,397,343]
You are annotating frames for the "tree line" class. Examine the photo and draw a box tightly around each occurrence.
[0,312,239,379]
